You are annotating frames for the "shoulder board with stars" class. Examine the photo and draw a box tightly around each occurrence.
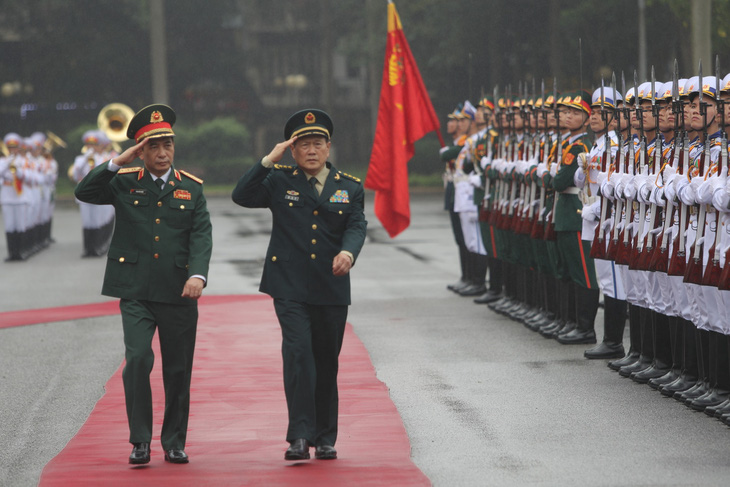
[273,164,295,171]
[118,166,143,174]
[179,170,204,184]
[337,171,361,183]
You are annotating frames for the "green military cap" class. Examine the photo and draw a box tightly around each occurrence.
[478,97,495,111]
[126,104,176,143]
[284,109,333,140]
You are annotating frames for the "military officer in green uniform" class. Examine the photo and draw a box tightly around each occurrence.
[74,104,213,465]
[232,109,367,461]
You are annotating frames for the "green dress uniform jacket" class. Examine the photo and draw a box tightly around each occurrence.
[74,162,212,305]
[231,160,367,306]
[552,134,591,232]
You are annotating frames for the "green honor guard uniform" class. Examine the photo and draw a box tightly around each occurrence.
[552,92,599,344]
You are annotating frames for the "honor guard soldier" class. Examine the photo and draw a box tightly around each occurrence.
[442,104,471,293]
[74,104,213,465]
[232,109,367,461]
[0,133,29,261]
[576,86,629,358]
[72,130,115,257]
[551,91,599,344]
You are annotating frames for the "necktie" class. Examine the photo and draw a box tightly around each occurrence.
[308,177,318,196]
[156,178,164,190]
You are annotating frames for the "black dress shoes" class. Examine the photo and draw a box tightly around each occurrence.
[164,449,189,464]
[285,438,310,460]
[458,284,487,296]
[556,328,596,345]
[584,341,624,359]
[474,290,502,304]
[315,445,337,460]
[129,442,150,465]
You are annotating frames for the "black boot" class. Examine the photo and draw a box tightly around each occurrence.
[557,285,599,344]
[690,331,730,412]
[631,311,672,383]
[649,315,683,390]
[585,296,627,359]
[461,253,488,296]
[660,319,699,396]
[619,306,652,377]
[448,245,470,292]
[675,328,709,402]
[609,304,642,370]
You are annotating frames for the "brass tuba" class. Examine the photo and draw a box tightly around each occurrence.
[97,103,135,143]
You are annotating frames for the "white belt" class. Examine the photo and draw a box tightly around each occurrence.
[560,187,580,195]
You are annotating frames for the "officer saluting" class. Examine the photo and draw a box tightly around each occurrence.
[74,104,212,465]
[232,109,367,461]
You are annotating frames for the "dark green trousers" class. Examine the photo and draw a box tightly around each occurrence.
[119,299,198,450]
[273,298,347,447]
[556,231,598,290]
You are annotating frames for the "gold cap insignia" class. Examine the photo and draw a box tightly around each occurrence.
[305,112,316,124]
[150,111,163,123]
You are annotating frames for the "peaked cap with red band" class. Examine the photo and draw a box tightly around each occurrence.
[126,104,176,143]
[284,109,333,140]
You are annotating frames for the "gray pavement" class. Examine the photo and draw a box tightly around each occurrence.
[1,191,730,486]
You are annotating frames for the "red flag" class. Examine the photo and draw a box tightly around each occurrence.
[364,1,441,238]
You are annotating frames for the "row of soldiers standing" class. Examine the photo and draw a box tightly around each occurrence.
[0,132,59,260]
[443,68,730,425]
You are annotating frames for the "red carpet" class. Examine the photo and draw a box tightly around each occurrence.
[32,295,430,486]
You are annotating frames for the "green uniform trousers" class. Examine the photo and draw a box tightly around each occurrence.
[273,298,347,447]
[556,231,598,290]
[120,299,198,450]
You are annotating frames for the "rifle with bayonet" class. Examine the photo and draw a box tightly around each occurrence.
[614,72,637,265]
[650,60,682,273]
[543,77,560,241]
[590,77,612,259]
[629,70,650,269]
[703,56,727,286]
[605,72,626,261]
[530,80,549,240]
[636,67,663,270]
[685,61,710,284]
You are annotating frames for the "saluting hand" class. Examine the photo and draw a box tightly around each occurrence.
[266,136,298,163]
[114,138,150,166]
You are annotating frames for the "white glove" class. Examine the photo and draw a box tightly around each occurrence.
[675,176,694,206]
[601,179,616,201]
[581,200,600,222]
[624,178,638,200]
[574,166,586,189]
[664,175,677,204]
[713,182,730,212]
[536,162,548,179]
[652,186,666,207]
[695,178,716,205]
[480,155,491,171]
[549,162,558,177]
[468,173,482,188]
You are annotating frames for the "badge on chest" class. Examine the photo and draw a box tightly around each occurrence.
[329,189,349,203]
[285,190,300,202]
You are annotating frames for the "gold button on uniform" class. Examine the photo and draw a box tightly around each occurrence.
[312,224,317,230]
[134,200,139,206]
[272,256,277,262]
[155,236,160,242]
[289,202,293,207]
[311,254,316,260]
[313,210,318,216]
[311,239,317,245]
[155,218,161,224]
[338,210,343,215]
[180,205,185,209]
[157,201,163,207]
[119,257,125,263]
[154,253,159,259]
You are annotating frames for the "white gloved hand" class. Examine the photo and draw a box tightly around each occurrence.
[676,176,695,206]
[581,200,600,222]
[549,162,558,177]
[468,173,482,188]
